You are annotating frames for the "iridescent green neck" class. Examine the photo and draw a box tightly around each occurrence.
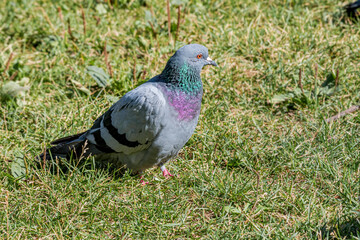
[160,62,203,95]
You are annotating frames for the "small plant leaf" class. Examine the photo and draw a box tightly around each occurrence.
[71,79,91,95]
[105,94,118,104]
[86,66,109,88]
[317,73,338,96]
[145,10,153,22]
[321,73,336,88]
[224,205,242,214]
[11,155,26,179]
[95,4,107,14]
[271,93,293,104]
[2,81,30,97]
[171,0,188,6]
[318,86,335,96]
[162,223,182,227]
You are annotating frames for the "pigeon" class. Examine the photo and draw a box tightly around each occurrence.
[345,0,360,19]
[38,44,217,179]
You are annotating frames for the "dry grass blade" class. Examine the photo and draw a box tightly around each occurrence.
[3,52,14,75]
[38,7,56,33]
[298,68,304,95]
[93,15,101,26]
[133,55,137,84]
[175,5,181,43]
[57,7,64,23]
[335,68,339,89]
[9,71,18,81]
[103,41,113,78]
[67,18,75,40]
[166,0,171,41]
[148,21,159,49]
[326,105,360,123]
[6,190,9,239]
[81,7,86,37]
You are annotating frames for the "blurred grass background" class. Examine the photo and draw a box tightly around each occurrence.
[0,0,360,238]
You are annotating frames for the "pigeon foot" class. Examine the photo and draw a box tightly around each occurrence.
[139,175,149,185]
[160,166,174,179]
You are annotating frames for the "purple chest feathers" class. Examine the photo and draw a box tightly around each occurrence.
[165,90,202,121]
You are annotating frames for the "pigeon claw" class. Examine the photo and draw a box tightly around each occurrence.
[139,176,149,185]
[140,179,149,185]
[160,166,174,179]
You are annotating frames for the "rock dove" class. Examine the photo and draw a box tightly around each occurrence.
[38,44,217,179]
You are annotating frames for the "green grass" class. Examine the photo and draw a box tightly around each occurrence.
[1,0,360,238]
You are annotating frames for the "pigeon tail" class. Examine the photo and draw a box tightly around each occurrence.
[50,131,86,145]
[37,133,89,161]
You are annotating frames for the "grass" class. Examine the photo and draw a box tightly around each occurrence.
[1,0,360,238]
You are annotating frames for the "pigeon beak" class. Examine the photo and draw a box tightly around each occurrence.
[206,57,218,67]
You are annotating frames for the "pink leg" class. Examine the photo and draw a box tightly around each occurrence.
[139,175,149,185]
[160,166,174,179]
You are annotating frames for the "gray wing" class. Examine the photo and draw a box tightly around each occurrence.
[85,83,166,155]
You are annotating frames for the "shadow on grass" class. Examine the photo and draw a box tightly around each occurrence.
[33,155,131,180]
[320,216,360,239]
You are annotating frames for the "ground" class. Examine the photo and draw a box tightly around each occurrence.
[0,0,360,238]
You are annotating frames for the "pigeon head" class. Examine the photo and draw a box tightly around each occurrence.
[160,44,216,94]
[173,44,217,69]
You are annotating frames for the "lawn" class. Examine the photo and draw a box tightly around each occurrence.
[1,0,360,238]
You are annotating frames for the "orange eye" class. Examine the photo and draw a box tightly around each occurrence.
[197,54,203,59]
